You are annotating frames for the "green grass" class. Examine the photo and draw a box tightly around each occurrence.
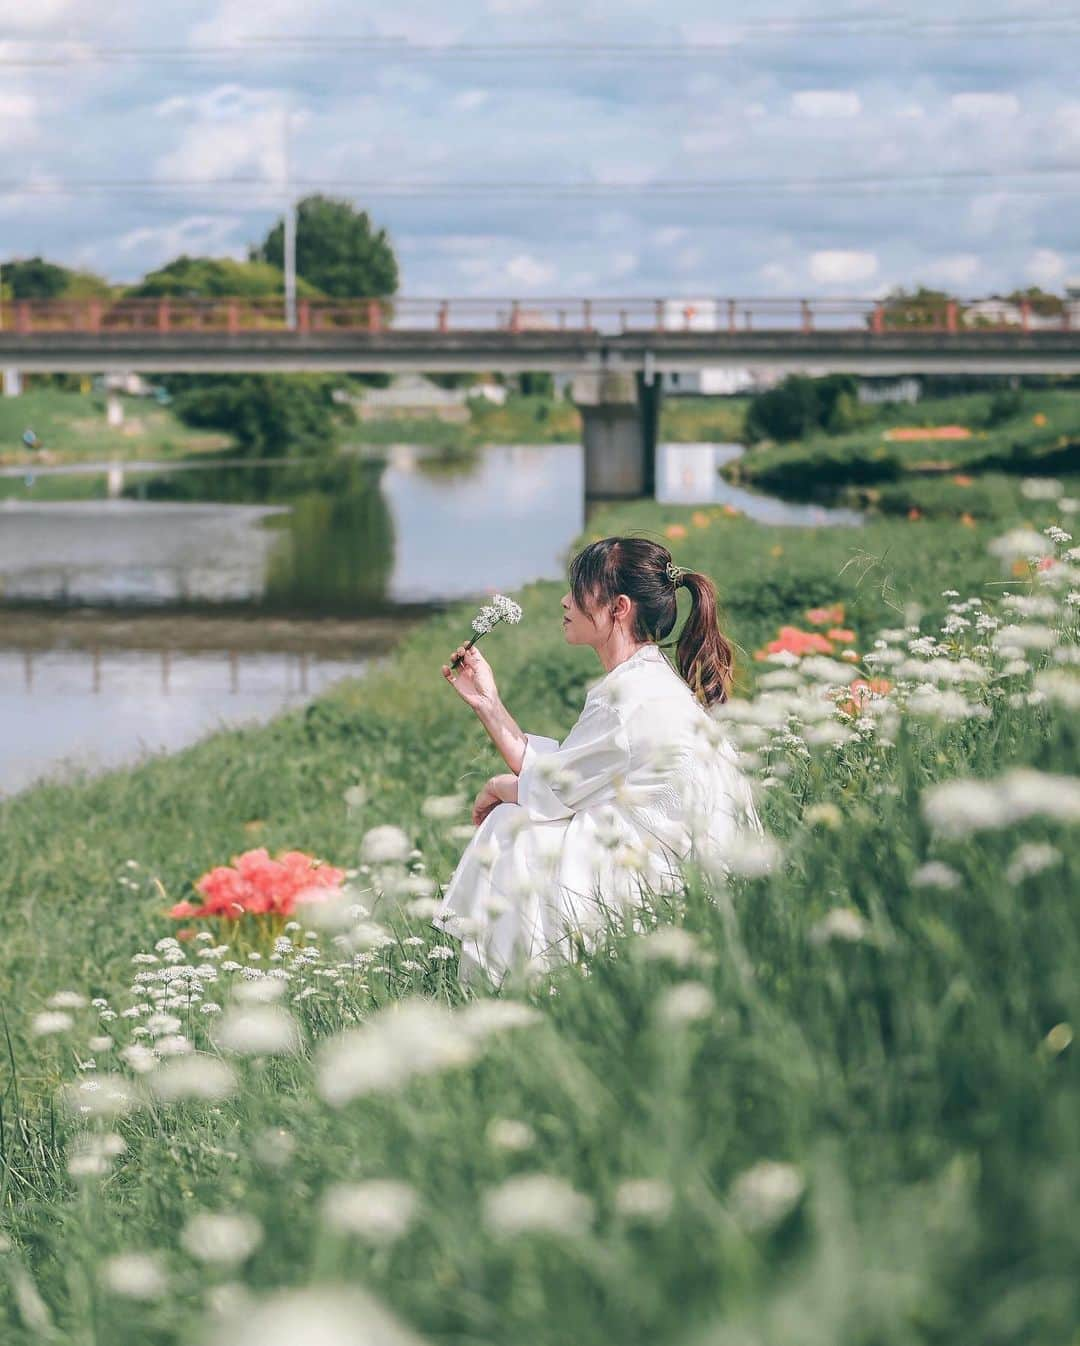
[0,388,232,467]
[661,395,749,443]
[1,485,1079,1345]
[732,389,1080,497]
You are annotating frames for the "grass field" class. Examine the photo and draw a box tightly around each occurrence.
[0,388,232,468]
[1,472,1079,1344]
[730,389,1080,498]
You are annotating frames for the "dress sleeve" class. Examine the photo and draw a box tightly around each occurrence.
[516,698,630,823]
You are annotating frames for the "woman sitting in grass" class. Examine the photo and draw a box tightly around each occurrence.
[434,535,763,986]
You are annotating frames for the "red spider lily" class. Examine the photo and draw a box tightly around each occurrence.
[169,848,345,923]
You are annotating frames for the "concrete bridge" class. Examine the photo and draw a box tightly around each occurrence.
[3,294,1078,503]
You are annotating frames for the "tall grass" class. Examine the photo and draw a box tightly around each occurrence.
[1,490,1078,1345]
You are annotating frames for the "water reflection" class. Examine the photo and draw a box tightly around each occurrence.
[657,443,864,527]
[0,646,372,796]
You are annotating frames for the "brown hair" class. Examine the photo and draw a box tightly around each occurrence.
[568,535,735,706]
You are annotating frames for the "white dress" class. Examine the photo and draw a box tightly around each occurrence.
[432,641,764,985]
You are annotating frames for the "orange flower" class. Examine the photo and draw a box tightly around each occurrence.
[754,625,835,660]
[1011,559,1030,577]
[838,677,891,716]
[691,510,711,528]
[722,504,741,517]
[908,507,922,521]
[960,512,976,528]
[664,523,688,540]
[951,474,974,487]
[826,627,856,644]
[1033,412,1048,426]
[805,604,845,627]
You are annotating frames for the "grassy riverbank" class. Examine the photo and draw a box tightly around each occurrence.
[730,388,1080,500]
[2,486,1078,1345]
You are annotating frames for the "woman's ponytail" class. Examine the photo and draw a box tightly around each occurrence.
[675,570,734,707]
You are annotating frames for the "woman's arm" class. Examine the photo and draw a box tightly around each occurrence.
[442,643,528,774]
[474,699,528,775]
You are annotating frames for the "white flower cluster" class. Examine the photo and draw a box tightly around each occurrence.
[471,593,523,637]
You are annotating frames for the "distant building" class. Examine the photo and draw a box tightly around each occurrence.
[661,367,764,396]
[856,376,922,405]
[962,298,1024,327]
[352,374,471,423]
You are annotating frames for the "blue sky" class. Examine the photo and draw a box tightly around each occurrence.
[1,1,1077,297]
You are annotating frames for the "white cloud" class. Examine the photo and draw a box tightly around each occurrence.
[0,91,37,148]
[809,250,879,286]
[610,250,639,278]
[951,93,1020,120]
[0,0,77,29]
[652,226,689,248]
[505,254,557,288]
[153,86,290,184]
[453,89,490,111]
[113,216,245,269]
[791,90,861,119]
[760,261,796,291]
[1025,248,1066,286]
[923,254,981,288]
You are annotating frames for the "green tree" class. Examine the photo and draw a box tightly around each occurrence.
[128,256,321,300]
[876,286,951,330]
[254,195,399,298]
[4,256,110,300]
[745,375,821,443]
[165,374,339,459]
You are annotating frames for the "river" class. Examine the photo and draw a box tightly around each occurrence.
[0,441,861,794]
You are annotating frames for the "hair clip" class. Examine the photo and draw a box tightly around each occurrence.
[665,561,687,585]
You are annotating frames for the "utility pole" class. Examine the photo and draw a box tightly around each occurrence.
[282,100,297,331]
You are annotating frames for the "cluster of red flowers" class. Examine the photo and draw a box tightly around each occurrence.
[169,848,345,923]
[753,603,858,663]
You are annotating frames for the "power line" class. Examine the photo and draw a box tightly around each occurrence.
[1,16,1077,64]
[1,167,1078,200]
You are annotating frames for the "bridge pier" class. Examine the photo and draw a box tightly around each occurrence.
[573,369,661,518]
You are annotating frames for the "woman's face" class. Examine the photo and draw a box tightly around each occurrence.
[561,586,609,647]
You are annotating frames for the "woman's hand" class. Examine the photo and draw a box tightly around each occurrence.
[472,778,502,826]
[471,772,518,826]
[443,643,498,711]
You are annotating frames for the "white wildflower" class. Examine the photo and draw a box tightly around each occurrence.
[636,926,703,968]
[215,1005,300,1056]
[180,1212,262,1267]
[321,1180,418,1244]
[729,1161,805,1231]
[204,1287,424,1346]
[150,1055,237,1103]
[808,908,868,945]
[316,1001,478,1105]
[1034,669,1080,710]
[32,1011,73,1037]
[421,794,468,820]
[911,861,962,890]
[614,1178,674,1224]
[1005,842,1063,884]
[64,1074,142,1119]
[1020,477,1064,500]
[471,593,523,638]
[483,1174,593,1238]
[46,991,87,1010]
[360,825,411,864]
[486,1118,536,1152]
[988,528,1053,567]
[921,768,1080,837]
[100,1251,169,1302]
[656,981,714,1026]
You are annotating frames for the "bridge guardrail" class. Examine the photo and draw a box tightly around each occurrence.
[0,295,1072,338]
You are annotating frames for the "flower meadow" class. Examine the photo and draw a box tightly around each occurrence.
[2,484,1080,1346]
